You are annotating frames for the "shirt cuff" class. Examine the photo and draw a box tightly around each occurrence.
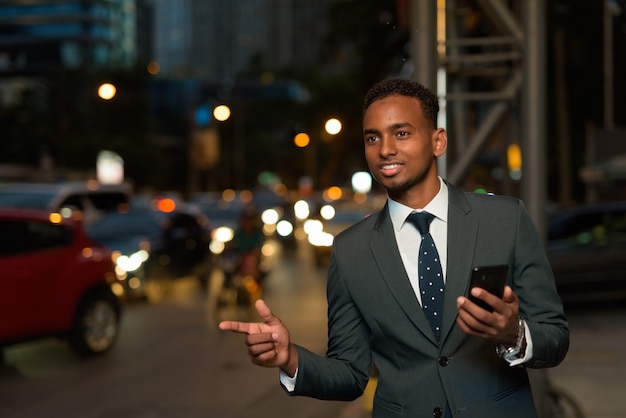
[506,319,533,367]
[279,368,298,392]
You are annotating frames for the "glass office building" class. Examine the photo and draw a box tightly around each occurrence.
[0,0,137,74]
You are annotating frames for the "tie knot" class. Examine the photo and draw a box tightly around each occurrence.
[407,211,435,234]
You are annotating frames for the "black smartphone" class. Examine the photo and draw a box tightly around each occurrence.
[468,265,509,312]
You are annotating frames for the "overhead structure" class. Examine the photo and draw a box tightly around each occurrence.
[410,0,547,235]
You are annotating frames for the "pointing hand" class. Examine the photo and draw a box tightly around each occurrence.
[219,299,298,376]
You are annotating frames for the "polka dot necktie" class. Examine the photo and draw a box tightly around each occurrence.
[407,212,444,341]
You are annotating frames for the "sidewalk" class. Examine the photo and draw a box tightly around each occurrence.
[547,304,626,418]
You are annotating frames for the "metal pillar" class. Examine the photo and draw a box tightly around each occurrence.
[410,0,438,91]
[521,0,547,237]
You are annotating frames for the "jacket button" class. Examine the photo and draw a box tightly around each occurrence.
[433,407,443,417]
[438,356,449,366]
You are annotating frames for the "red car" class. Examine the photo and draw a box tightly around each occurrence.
[0,208,124,356]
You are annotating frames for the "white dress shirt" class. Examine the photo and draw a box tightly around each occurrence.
[387,177,449,306]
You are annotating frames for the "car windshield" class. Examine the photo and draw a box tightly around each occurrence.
[87,210,164,243]
[0,191,56,209]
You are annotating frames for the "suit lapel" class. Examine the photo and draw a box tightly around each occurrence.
[440,185,477,343]
[370,204,436,341]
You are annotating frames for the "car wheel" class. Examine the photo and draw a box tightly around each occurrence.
[69,291,120,356]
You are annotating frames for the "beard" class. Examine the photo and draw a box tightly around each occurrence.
[371,157,434,197]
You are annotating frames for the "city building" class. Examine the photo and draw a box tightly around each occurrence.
[152,0,331,83]
[0,0,138,75]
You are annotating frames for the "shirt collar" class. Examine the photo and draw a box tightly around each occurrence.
[388,177,449,232]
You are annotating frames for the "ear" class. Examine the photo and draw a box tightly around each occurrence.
[432,128,447,157]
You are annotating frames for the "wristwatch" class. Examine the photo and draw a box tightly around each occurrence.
[496,317,526,361]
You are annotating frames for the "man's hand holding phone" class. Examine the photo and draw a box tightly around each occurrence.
[456,265,521,345]
[467,265,508,312]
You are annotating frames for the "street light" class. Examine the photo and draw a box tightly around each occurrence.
[325,118,342,135]
[213,104,231,122]
[294,132,310,147]
[97,83,116,100]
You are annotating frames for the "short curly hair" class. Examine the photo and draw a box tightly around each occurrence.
[363,78,439,129]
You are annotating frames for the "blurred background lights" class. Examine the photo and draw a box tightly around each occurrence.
[507,144,523,181]
[222,189,236,202]
[307,230,334,247]
[49,212,62,224]
[213,104,231,122]
[97,83,116,100]
[97,150,124,185]
[276,220,294,237]
[239,189,253,203]
[262,242,276,257]
[209,240,225,255]
[147,61,160,75]
[156,198,176,213]
[352,171,373,194]
[294,200,310,220]
[294,132,310,147]
[325,118,342,135]
[116,251,148,272]
[303,219,323,235]
[320,204,336,220]
[213,226,234,243]
[261,208,280,225]
[324,186,342,201]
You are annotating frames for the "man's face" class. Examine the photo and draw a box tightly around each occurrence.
[362,94,445,199]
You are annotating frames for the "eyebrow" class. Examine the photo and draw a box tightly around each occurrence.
[363,128,379,136]
[363,122,413,136]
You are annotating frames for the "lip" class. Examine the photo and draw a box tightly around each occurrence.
[378,162,403,177]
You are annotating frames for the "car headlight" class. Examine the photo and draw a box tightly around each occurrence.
[208,239,226,255]
[261,208,280,225]
[116,250,149,272]
[308,230,334,248]
[276,220,294,237]
[320,205,336,220]
[303,219,323,235]
[212,226,235,243]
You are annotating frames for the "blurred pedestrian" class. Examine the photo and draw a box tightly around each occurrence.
[228,205,264,257]
[219,78,569,417]
[220,205,265,303]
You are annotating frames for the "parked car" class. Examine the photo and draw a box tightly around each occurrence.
[547,201,626,302]
[0,208,124,356]
[0,180,132,226]
[85,198,213,300]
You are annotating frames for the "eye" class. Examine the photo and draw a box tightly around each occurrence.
[396,130,409,138]
[364,135,379,144]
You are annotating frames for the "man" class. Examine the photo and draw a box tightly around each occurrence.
[219,78,569,417]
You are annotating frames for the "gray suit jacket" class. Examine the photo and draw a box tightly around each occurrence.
[288,184,569,418]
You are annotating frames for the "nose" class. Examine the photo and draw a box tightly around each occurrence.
[379,136,396,157]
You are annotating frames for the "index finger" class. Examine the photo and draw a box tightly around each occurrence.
[218,320,254,334]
